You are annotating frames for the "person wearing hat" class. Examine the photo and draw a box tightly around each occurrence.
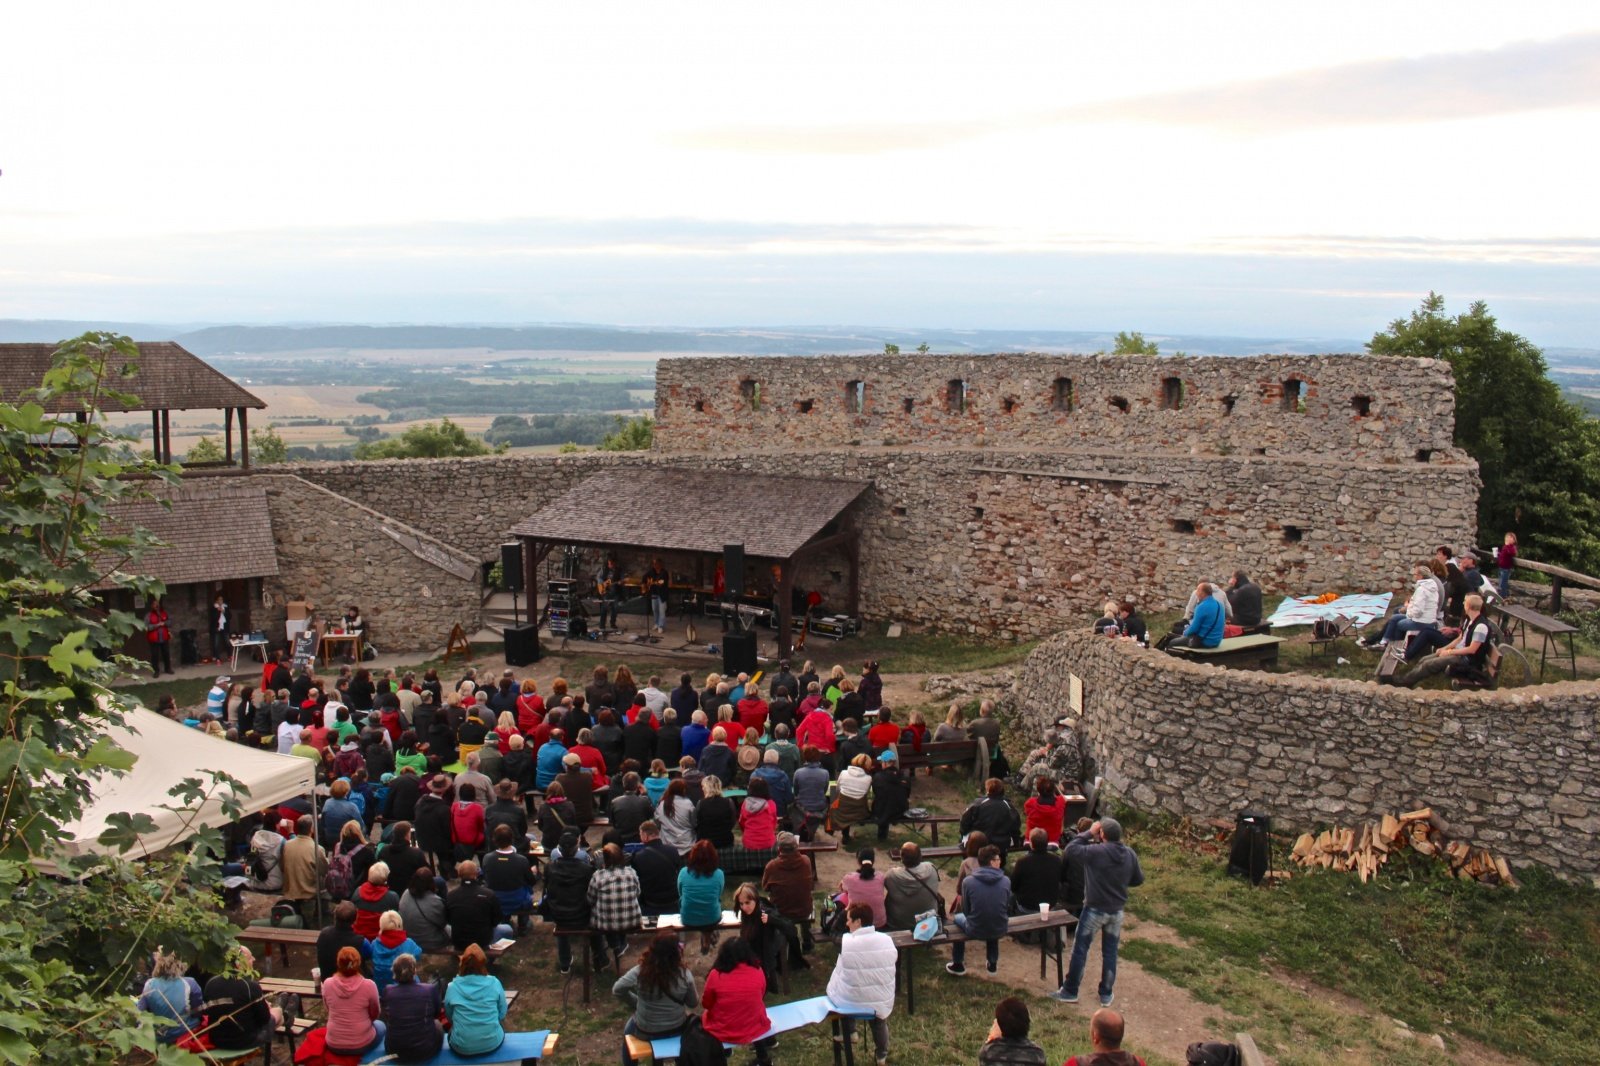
[1052,818,1144,1008]
[413,776,456,877]
[208,676,230,724]
[555,752,597,828]
[870,748,911,843]
[484,779,529,844]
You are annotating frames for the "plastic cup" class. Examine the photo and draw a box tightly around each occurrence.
[1038,903,1050,916]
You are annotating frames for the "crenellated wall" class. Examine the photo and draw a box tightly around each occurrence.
[1011,631,1600,879]
[653,353,1466,462]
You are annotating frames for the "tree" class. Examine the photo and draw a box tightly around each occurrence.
[0,333,245,1062]
[599,415,654,452]
[916,343,930,354]
[250,422,288,464]
[1112,331,1159,356]
[182,435,224,464]
[883,343,901,356]
[354,417,492,459]
[1369,294,1600,573]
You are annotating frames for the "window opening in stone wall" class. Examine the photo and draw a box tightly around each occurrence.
[795,398,814,414]
[1416,449,1433,463]
[946,379,968,414]
[1172,518,1196,534]
[891,505,907,517]
[903,397,914,414]
[739,379,761,411]
[1109,396,1129,413]
[693,399,706,413]
[845,380,865,414]
[1052,377,1074,413]
[972,506,985,520]
[1282,378,1306,412]
[1161,377,1184,410]
[1221,394,1237,415]
[1001,397,1019,414]
[1283,525,1304,543]
[1351,395,1372,416]
[1252,447,1267,456]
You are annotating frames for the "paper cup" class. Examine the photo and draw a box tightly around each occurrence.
[1038,903,1051,915]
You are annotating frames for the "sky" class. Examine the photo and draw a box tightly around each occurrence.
[2,3,1598,346]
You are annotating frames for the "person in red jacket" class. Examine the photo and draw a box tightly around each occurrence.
[738,777,779,850]
[866,705,902,751]
[451,783,486,861]
[1063,1008,1146,1066]
[701,938,773,1063]
[1024,776,1067,844]
[795,703,837,758]
[352,863,399,939]
[144,597,172,677]
[516,679,545,733]
[736,686,769,737]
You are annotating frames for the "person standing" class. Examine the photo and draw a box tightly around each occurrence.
[1052,818,1144,1007]
[208,592,230,664]
[826,902,898,1066]
[145,598,172,677]
[645,556,670,633]
[596,555,623,631]
[1496,532,1518,599]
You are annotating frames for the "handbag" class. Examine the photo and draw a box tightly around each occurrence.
[912,911,941,942]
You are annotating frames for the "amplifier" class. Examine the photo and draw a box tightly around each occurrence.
[810,615,860,640]
[547,579,576,596]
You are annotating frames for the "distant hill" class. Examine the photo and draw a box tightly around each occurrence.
[0,320,1373,358]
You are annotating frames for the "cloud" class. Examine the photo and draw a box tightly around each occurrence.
[673,32,1600,153]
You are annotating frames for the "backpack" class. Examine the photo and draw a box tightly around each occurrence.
[325,844,356,900]
[677,1015,728,1066]
[1311,617,1342,641]
[271,898,303,927]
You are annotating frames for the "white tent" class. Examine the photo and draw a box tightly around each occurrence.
[37,706,315,874]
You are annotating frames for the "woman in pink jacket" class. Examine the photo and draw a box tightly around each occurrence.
[323,946,384,1056]
[738,776,779,850]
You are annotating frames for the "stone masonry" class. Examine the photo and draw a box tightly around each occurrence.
[1013,631,1600,880]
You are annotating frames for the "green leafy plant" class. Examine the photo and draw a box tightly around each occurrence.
[599,414,654,452]
[249,423,288,464]
[354,417,492,459]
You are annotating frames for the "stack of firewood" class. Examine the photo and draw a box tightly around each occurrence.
[1288,808,1518,887]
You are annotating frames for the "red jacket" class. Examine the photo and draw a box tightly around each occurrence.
[867,722,901,752]
[795,710,837,753]
[738,798,778,850]
[1025,795,1067,843]
[146,608,171,643]
[516,695,545,733]
[702,963,770,1044]
[451,800,485,849]
[570,743,610,787]
[736,698,769,737]
[352,881,393,939]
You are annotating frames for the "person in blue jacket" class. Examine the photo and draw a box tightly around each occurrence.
[1168,581,1225,651]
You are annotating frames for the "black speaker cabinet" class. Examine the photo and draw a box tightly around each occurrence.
[500,542,524,591]
[723,542,745,598]
[504,624,540,666]
[722,631,758,675]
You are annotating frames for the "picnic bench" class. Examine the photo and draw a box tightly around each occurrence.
[1492,601,1578,681]
[358,1029,555,1064]
[884,909,1078,1014]
[898,811,962,844]
[896,738,989,781]
[1168,633,1284,670]
[625,995,875,1066]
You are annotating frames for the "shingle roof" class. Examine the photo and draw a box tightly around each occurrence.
[94,480,279,589]
[0,341,264,412]
[511,467,870,559]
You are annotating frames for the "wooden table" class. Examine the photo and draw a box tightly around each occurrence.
[1493,602,1578,680]
[899,812,961,844]
[319,631,364,665]
[884,909,1078,1015]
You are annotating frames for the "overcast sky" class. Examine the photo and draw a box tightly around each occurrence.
[3,3,1598,345]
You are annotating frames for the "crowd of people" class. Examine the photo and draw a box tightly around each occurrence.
[142,649,1168,1063]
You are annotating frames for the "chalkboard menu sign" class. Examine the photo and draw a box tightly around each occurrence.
[291,628,318,671]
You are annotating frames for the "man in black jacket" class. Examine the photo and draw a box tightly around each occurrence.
[607,772,654,844]
[960,779,1022,857]
[622,709,658,767]
[632,821,683,916]
[1010,829,1064,913]
[445,860,509,952]
[316,901,372,981]
[1226,571,1263,630]
[484,780,529,844]
[541,830,607,973]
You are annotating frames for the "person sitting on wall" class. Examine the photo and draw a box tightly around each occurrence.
[1224,571,1263,633]
[1091,601,1121,637]
[1166,582,1226,652]
[1115,601,1148,646]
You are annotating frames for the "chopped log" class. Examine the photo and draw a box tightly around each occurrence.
[1400,807,1434,823]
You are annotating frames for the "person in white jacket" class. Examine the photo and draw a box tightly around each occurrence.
[826,902,898,1066]
[1361,562,1445,649]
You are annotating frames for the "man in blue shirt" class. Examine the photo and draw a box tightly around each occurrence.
[535,729,569,790]
[1167,582,1225,651]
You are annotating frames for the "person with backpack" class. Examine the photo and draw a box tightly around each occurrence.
[328,820,374,901]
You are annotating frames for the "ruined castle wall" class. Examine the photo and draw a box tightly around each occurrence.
[1013,631,1600,879]
[653,353,1465,462]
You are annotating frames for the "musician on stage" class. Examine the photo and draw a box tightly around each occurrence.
[596,554,624,631]
[645,557,670,634]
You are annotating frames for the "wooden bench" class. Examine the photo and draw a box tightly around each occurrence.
[898,812,962,844]
[357,1029,555,1063]
[235,925,320,967]
[920,845,964,863]
[1168,633,1284,670]
[897,738,989,781]
[799,840,838,882]
[884,909,1077,1015]
[625,996,875,1066]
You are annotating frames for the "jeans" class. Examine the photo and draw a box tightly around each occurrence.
[1392,653,1487,689]
[557,931,608,971]
[950,913,999,969]
[1061,906,1124,1001]
[1498,568,1511,597]
[622,1018,685,1066]
[599,599,619,629]
[840,1017,889,1061]
[1377,615,1423,644]
[652,595,668,631]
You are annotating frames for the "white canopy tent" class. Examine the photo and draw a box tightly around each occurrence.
[36,706,315,875]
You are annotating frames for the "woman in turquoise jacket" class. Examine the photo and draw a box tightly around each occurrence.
[676,839,726,955]
[442,945,507,1056]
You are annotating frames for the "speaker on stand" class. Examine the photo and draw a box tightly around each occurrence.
[500,542,524,627]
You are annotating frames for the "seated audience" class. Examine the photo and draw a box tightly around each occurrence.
[316,901,372,983]
[484,779,529,844]
[1167,581,1226,650]
[1360,561,1445,650]
[827,901,898,1066]
[608,771,654,844]
[698,726,737,784]
[677,839,726,955]
[555,753,597,828]
[1011,828,1065,913]
[834,754,875,844]
[883,842,943,932]
[1024,776,1067,843]
[1064,1008,1147,1066]
[738,776,779,850]
[633,820,684,916]
[960,778,1022,858]
[1116,601,1148,645]
[838,847,888,929]
[482,824,536,933]
[445,860,512,953]
[324,945,384,1057]
[588,842,643,961]
[701,938,774,1065]
[382,952,443,1062]
[761,832,816,959]
[1226,570,1263,630]
[543,829,608,973]
[934,701,967,742]
[203,947,282,1052]
[980,996,1049,1066]
[369,910,422,993]
[695,775,738,849]
[537,780,577,850]
[613,931,700,1059]
[353,862,399,939]
[1385,594,1497,689]
[870,749,912,842]
[947,845,1010,976]
[397,867,451,953]
[443,945,508,1057]
[137,948,201,1044]
[654,779,698,855]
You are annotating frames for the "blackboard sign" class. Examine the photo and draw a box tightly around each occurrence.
[291,628,317,671]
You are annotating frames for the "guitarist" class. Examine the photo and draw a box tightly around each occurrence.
[595,554,623,631]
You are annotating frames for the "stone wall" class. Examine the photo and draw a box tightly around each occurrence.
[288,447,1477,639]
[654,353,1465,462]
[1012,631,1600,879]
[257,474,483,653]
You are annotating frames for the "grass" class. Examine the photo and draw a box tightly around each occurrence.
[1124,820,1600,1065]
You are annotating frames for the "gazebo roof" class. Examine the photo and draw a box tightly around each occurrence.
[512,467,869,559]
[0,341,264,413]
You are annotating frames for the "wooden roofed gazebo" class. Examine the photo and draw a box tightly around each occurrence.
[0,341,266,467]
[510,467,870,657]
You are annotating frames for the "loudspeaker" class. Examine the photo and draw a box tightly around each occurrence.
[722,631,757,675]
[1226,810,1272,885]
[504,624,540,666]
[500,542,524,591]
[723,542,745,598]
